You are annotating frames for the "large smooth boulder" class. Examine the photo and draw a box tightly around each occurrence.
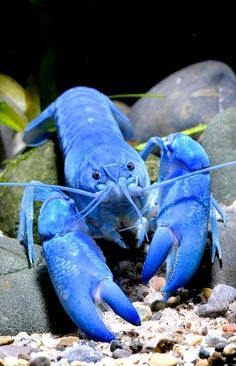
[0,236,75,335]
[128,60,236,142]
[201,108,236,205]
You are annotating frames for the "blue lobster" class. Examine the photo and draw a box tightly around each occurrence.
[2,87,235,342]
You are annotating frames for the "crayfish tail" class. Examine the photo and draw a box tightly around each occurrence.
[24,103,55,146]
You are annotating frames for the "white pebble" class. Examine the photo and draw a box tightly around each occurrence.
[4,356,18,366]
[41,333,60,348]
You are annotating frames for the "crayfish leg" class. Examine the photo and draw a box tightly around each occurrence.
[209,200,223,263]
[18,180,55,264]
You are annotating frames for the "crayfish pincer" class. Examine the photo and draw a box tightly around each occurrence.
[1,87,235,341]
[140,133,227,300]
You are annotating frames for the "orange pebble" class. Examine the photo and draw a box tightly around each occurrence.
[222,323,236,332]
[149,276,166,291]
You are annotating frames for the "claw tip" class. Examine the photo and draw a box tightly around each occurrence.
[141,272,150,287]
[130,311,141,326]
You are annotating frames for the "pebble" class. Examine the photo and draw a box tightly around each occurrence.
[0,337,14,346]
[201,288,213,301]
[0,346,32,359]
[18,354,30,361]
[215,342,227,352]
[166,296,181,308]
[151,311,162,321]
[222,323,236,332]
[132,302,152,321]
[153,339,176,353]
[195,360,208,366]
[207,351,224,365]
[199,347,210,359]
[223,343,236,355]
[129,340,143,353]
[58,336,80,348]
[231,300,236,312]
[209,284,236,304]
[150,300,166,312]
[150,300,166,311]
[30,356,50,366]
[17,360,29,366]
[195,302,229,318]
[149,353,177,366]
[112,349,132,359]
[149,276,166,291]
[221,332,234,339]
[205,335,228,347]
[201,327,208,336]
[110,340,123,352]
[40,334,59,349]
[3,356,18,366]
[61,344,102,363]
[228,335,236,342]
[227,311,236,323]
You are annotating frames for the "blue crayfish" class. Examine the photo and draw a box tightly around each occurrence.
[1,87,236,341]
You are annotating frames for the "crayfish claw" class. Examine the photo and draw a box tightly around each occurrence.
[142,224,174,285]
[98,279,141,326]
[43,230,140,341]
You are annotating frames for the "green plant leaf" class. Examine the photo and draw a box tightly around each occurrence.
[135,123,208,151]
[0,101,27,132]
[0,74,29,131]
[109,93,165,99]
[0,74,27,113]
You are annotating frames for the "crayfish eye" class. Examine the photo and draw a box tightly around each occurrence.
[127,162,135,171]
[92,171,100,180]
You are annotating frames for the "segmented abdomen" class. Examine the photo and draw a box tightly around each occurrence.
[53,87,123,156]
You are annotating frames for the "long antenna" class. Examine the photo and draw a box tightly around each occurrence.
[0,182,96,198]
[142,160,236,192]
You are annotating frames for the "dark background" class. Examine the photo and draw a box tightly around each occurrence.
[0,0,235,106]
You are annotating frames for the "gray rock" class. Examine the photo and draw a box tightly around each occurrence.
[199,346,210,359]
[110,340,124,352]
[190,212,236,290]
[128,60,236,142]
[205,336,229,347]
[195,301,229,318]
[196,284,236,318]
[201,108,236,205]
[30,356,51,366]
[0,238,76,335]
[0,345,32,358]
[61,343,102,363]
[112,348,132,359]
[210,212,236,288]
[208,284,236,304]
[0,125,15,160]
[0,236,44,275]
[227,308,236,323]
[0,139,59,241]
